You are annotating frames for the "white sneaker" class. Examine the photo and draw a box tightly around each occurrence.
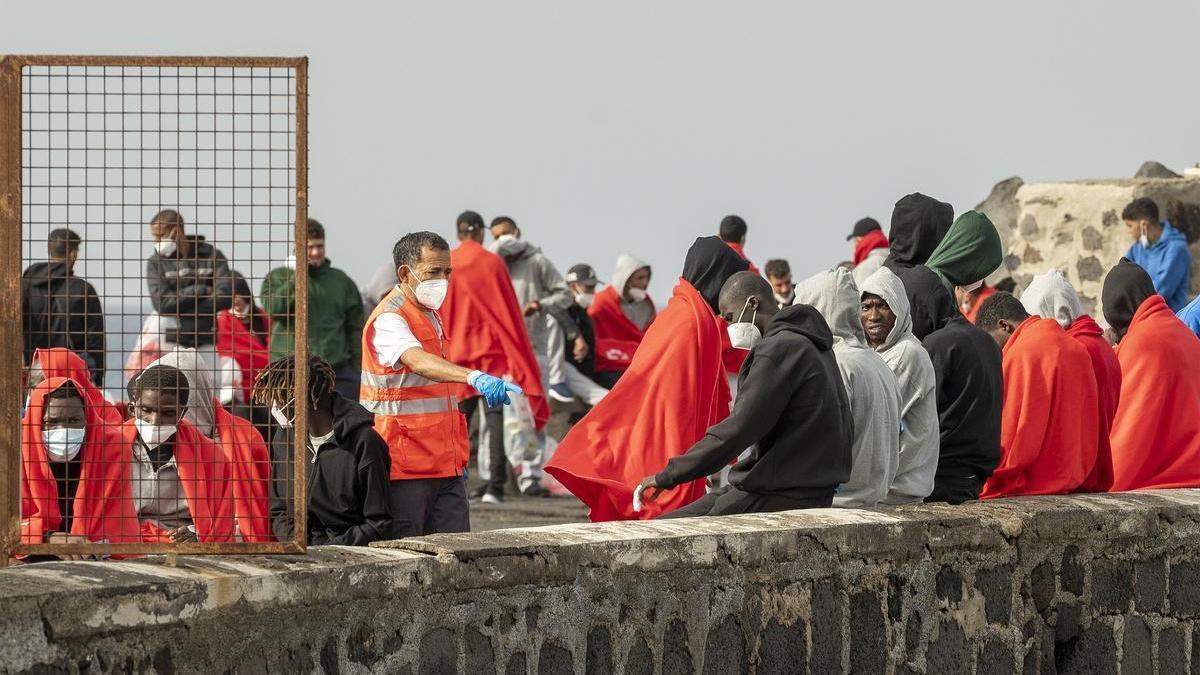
[481,493,503,505]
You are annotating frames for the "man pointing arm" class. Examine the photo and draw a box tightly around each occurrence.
[361,231,520,538]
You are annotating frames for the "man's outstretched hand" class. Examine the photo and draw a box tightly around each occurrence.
[635,475,664,511]
[469,371,525,407]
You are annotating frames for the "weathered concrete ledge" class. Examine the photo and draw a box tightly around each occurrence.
[5,490,1200,673]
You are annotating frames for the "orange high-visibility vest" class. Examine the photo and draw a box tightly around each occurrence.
[361,287,468,480]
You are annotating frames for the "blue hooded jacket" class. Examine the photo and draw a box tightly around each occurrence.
[1126,221,1192,312]
[1177,294,1200,337]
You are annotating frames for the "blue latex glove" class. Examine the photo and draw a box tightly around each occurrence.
[468,371,524,408]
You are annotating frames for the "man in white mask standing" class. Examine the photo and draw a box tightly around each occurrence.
[635,272,853,517]
[361,231,522,537]
[487,216,573,496]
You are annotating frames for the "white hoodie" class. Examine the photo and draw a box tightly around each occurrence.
[860,267,939,504]
[1020,269,1084,329]
[794,268,902,508]
[611,252,654,330]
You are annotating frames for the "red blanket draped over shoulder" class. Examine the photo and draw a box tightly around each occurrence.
[725,242,760,274]
[121,418,237,543]
[216,309,271,405]
[1109,295,1200,491]
[588,285,656,373]
[33,348,124,424]
[215,405,273,542]
[981,317,1099,499]
[21,377,141,545]
[443,239,548,429]
[546,279,731,521]
[1067,315,1122,492]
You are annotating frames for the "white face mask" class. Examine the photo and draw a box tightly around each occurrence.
[627,287,648,303]
[135,418,177,449]
[960,279,984,294]
[230,304,252,318]
[575,292,594,309]
[154,238,177,257]
[1139,223,1150,248]
[42,427,85,463]
[271,399,295,429]
[726,297,762,350]
[405,268,449,310]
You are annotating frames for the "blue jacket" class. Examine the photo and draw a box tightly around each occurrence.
[1126,222,1192,313]
[1178,294,1200,337]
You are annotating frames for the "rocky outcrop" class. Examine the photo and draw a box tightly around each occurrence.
[985,175,1200,318]
[1135,161,1181,179]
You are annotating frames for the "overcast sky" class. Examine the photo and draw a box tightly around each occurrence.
[6,0,1200,302]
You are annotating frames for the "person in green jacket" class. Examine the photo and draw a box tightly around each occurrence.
[261,218,366,401]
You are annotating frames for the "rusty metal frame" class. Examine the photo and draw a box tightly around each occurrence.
[0,55,309,559]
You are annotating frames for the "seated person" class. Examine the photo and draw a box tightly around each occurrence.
[256,355,393,546]
[973,292,1100,498]
[147,348,273,542]
[123,364,235,543]
[28,347,124,425]
[636,273,853,516]
[21,377,140,549]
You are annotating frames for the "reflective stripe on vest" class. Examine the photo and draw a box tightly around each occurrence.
[361,397,457,416]
[360,369,439,391]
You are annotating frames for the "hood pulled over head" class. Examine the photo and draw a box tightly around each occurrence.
[1020,269,1084,329]
[682,236,751,314]
[860,266,914,351]
[792,267,866,347]
[886,192,954,269]
[611,252,650,298]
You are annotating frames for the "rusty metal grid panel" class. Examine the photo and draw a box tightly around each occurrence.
[0,55,309,559]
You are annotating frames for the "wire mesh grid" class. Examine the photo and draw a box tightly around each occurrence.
[1,56,309,559]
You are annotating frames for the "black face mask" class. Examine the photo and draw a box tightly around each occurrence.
[1102,258,1157,342]
[681,236,750,314]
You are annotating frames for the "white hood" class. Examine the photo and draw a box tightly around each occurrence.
[1020,269,1084,329]
[860,266,914,352]
[792,267,867,348]
[146,347,217,438]
[611,252,651,298]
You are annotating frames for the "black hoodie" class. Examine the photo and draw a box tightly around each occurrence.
[21,261,105,384]
[681,236,752,314]
[1102,258,1157,342]
[146,236,234,347]
[883,193,954,273]
[898,265,1002,481]
[656,304,852,500]
[269,393,393,545]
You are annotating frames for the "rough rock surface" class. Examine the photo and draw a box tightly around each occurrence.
[985,177,1200,317]
[6,490,1200,673]
[1135,161,1181,179]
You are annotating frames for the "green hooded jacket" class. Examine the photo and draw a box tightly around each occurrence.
[925,210,1003,295]
[261,259,365,368]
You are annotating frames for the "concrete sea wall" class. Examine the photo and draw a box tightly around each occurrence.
[5,490,1200,673]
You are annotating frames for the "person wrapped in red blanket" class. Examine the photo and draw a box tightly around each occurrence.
[546,236,748,520]
[1103,259,1200,491]
[123,363,236,543]
[215,272,271,411]
[442,213,548,502]
[29,347,124,424]
[588,253,656,388]
[21,377,141,548]
[1020,269,1122,492]
[974,292,1099,498]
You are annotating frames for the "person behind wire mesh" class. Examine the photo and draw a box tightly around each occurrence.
[21,228,106,387]
[255,355,393,545]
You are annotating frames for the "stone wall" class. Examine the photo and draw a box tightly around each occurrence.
[979,175,1200,318]
[5,490,1200,674]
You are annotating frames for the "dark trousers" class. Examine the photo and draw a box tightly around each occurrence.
[334,364,360,402]
[593,370,623,391]
[659,486,833,519]
[459,398,507,496]
[925,474,982,505]
[387,478,470,538]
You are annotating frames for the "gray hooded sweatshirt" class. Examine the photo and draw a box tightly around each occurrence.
[611,252,655,330]
[489,237,572,354]
[860,266,940,504]
[794,268,902,508]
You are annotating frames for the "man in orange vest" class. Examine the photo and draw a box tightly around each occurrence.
[361,231,523,537]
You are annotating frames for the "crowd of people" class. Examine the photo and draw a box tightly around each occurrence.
[16,192,1200,556]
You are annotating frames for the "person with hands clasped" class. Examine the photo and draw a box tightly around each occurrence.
[361,231,521,537]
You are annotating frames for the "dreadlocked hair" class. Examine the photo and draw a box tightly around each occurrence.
[253,355,337,411]
[128,364,191,406]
